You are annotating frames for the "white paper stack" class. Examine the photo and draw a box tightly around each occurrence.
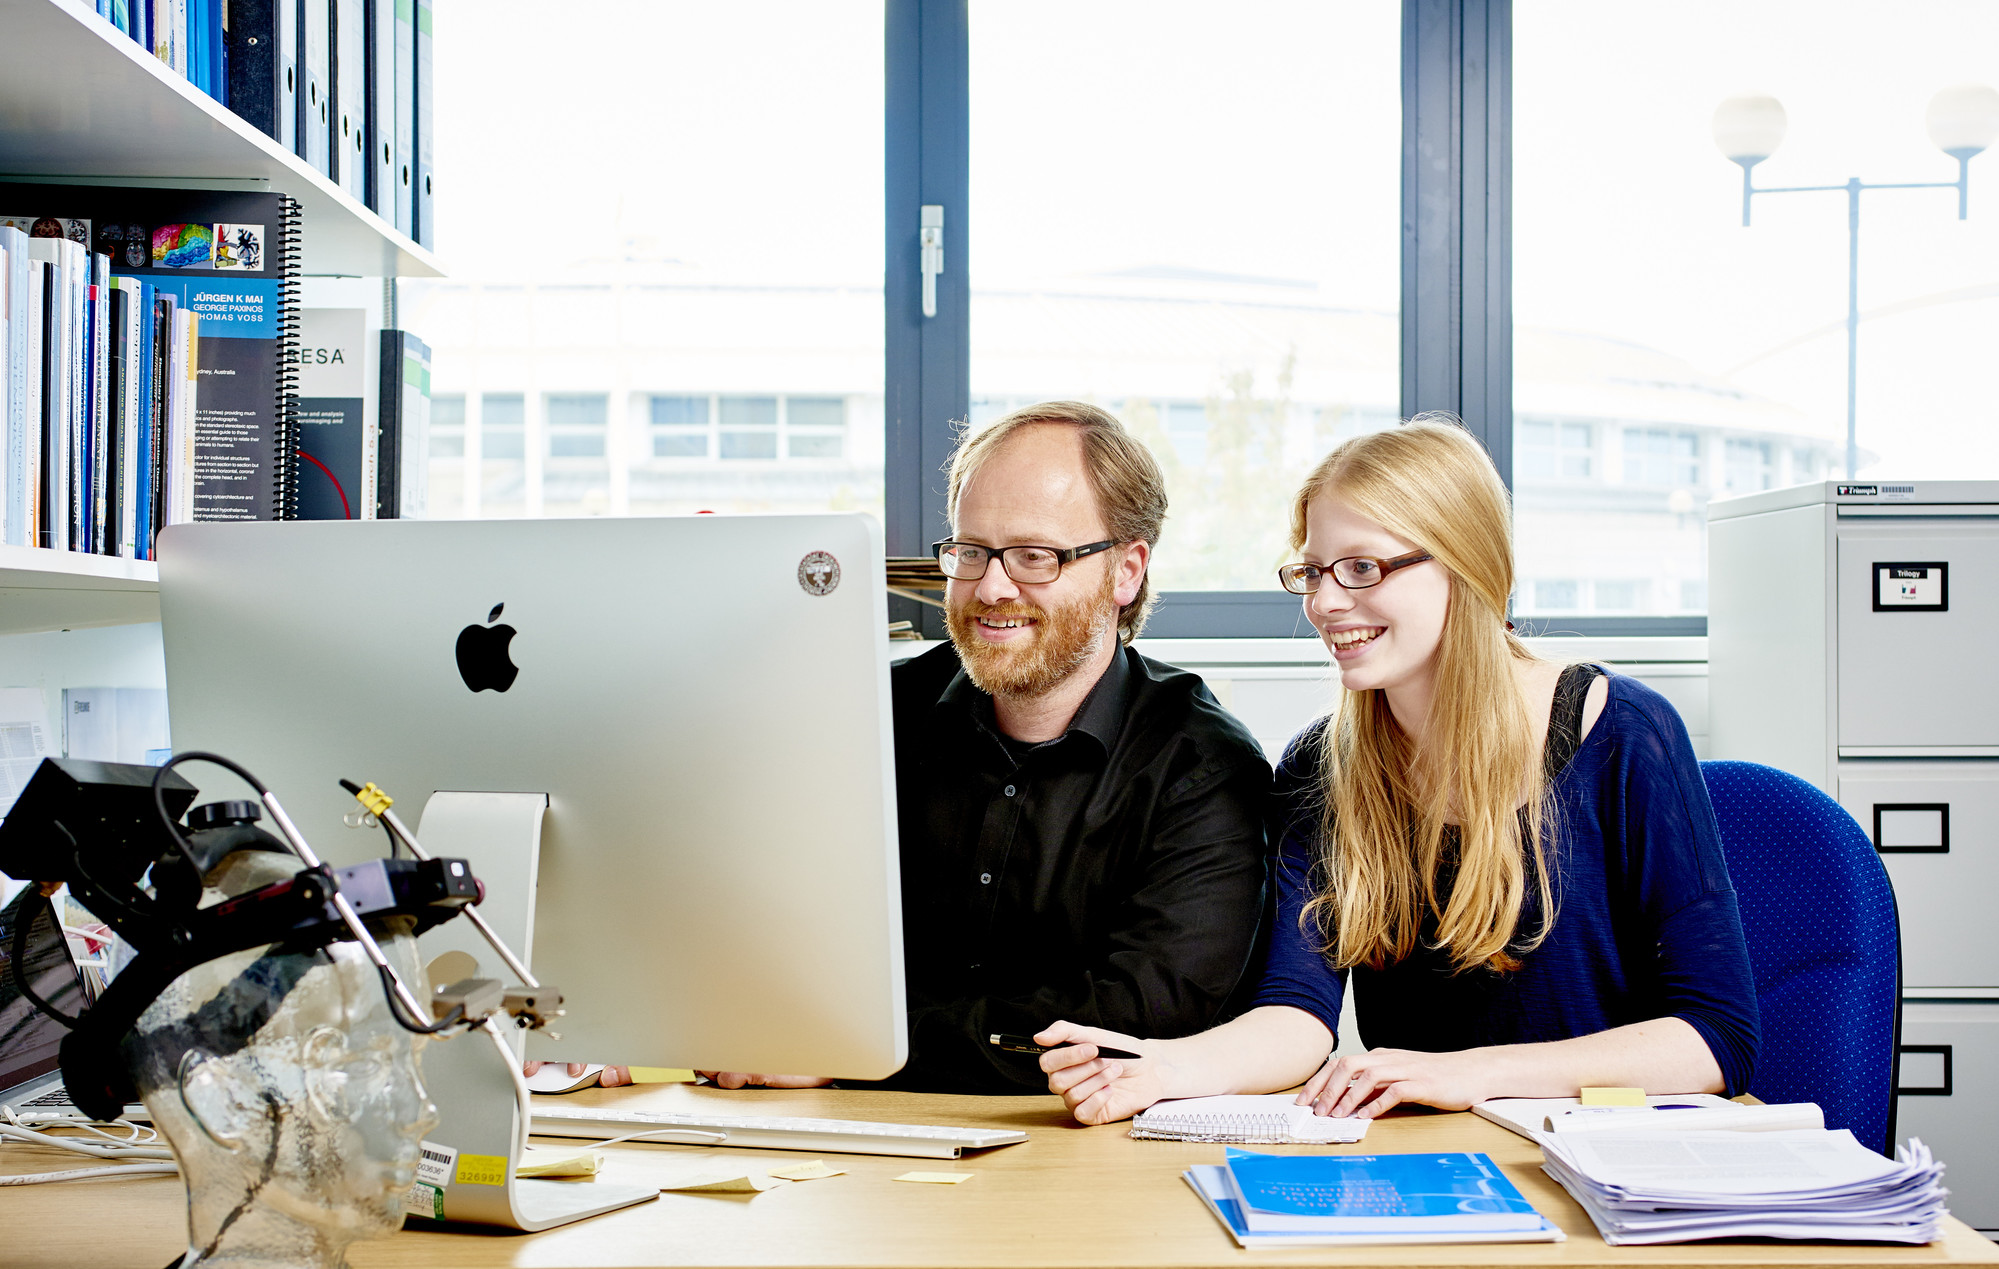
[1538,1128,1947,1245]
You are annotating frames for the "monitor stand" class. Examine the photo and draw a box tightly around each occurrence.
[401,791,657,1232]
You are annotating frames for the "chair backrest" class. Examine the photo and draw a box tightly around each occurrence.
[1700,760,1901,1153]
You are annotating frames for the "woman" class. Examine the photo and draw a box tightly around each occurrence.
[1038,418,1757,1124]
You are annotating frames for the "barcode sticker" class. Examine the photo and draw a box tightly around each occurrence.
[414,1141,456,1189]
[455,1153,509,1187]
[401,1181,444,1220]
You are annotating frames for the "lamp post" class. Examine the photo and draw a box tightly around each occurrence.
[1714,86,1999,480]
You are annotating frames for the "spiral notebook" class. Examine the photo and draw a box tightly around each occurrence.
[1130,1095,1369,1144]
[0,181,303,525]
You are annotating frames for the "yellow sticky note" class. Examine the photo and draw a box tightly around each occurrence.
[661,1169,782,1193]
[768,1159,844,1181]
[894,1171,972,1184]
[1579,1087,1646,1107]
[454,1153,509,1186]
[516,1146,604,1178]
[627,1066,698,1084]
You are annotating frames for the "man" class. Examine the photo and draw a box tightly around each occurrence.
[553,402,1270,1092]
[702,401,1272,1093]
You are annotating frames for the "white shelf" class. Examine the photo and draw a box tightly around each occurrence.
[0,544,159,634]
[0,0,440,278]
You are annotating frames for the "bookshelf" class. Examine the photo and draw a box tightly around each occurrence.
[0,545,158,635]
[0,0,443,633]
[0,0,440,279]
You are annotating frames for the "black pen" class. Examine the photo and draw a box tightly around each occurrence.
[989,1033,1143,1061]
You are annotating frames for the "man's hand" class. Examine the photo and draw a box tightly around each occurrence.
[1034,1020,1163,1125]
[521,1061,634,1088]
[1296,1047,1489,1119]
[694,1072,834,1090]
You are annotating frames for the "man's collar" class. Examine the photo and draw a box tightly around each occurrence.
[935,640,1131,759]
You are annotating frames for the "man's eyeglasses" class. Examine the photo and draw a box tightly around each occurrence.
[1276,549,1433,595]
[932,539,1116,584]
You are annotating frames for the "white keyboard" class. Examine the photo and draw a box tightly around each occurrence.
[528,1104,1028,1159]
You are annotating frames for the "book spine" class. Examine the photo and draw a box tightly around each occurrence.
[2,229,25,547]
[68,251,86,552]
[91,257,111,553]
[134,284,156,560]
[148,295,171,550]
[275,195,303,519]
[26,265,43,547]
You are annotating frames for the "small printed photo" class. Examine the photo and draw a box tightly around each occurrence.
[0,215,91,243]
[153,223,215,269]
[211,223,266,271]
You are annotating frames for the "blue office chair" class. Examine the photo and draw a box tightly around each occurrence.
[1700,760,1902,1154]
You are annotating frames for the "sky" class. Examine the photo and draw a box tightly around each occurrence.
[422,0,1999,481]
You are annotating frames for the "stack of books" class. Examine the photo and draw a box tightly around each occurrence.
[885,556,946,610]
[1183,1148,1565,1248]
[1538,1128,1946,1244]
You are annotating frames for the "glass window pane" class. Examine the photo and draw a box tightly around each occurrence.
[430,433,465,458]
[787,396,845,428]
[1515,0,1999,618]
[650,395,710,426]
[720,431,778,460]
[550,434,606,458]
[483,394,524,428]
[719,396,778,427]
[789,434,843,459]
[547,394,607,428]
[970,1,1400,591]
[402,2,883,520]
[433,394,466,428]
[654,432,709,458]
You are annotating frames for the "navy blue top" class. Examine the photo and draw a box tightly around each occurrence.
[1249,670,1760,1097]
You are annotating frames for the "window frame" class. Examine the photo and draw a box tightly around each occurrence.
[882,0,1699,640]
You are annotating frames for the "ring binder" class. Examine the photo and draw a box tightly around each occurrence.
[276,195,304,519]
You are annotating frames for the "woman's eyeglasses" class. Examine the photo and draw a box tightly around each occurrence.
[1276,549,1433,595]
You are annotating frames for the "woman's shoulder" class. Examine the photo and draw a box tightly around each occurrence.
[1571,669,1701,770]
[1275,716,1332,783]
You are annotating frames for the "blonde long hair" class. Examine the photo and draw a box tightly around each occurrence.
[1293,419,1554,974]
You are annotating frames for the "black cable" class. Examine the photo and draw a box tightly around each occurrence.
[151,752,287,881]
[375,962,464,1035]
[10,888,79,1029]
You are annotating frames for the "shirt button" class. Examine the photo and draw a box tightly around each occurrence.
[979,872,993,884]
[1003,784,1016,797]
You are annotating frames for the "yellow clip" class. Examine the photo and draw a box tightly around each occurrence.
[351,782,394,816]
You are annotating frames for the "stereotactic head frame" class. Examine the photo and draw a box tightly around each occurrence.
[0,756,559,1121]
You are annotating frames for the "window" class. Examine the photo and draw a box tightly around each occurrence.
[1515,1,1999,626]
[650,395,711,458]
[1533,580,1580,611]
[480,393,527,518]
[968,0,1400,593]
[786,396,846,459]
[719,396,778,460]
[1622,429,1701,487]
[402,1,884,521]
[1592,579,1647,612]
[428,394,466,519]
[1517,419,1593,481]
[1724,437,1776,493]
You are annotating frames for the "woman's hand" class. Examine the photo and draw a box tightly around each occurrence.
[694,1072,834,1089]
[1034,1020,1165,1125]
[1296,1047,1490,1119]
[521,1061,634,1088]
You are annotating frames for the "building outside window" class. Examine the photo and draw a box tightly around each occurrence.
[544,393,610,516]
[786,396,846,459]
[1622,428,1702,486]
[1517,418,1593,481]
[651,395,711,458]
[481,393,527,518]
[429,394,466,519]
[719,396,779,460]
[1724,437,1776,493]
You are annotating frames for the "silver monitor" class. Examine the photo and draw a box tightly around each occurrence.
[157,515,906,1079]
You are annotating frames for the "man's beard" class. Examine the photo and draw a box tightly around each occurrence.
[945,565,1119,700]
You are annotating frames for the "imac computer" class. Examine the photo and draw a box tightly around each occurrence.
[155,514,906,1082]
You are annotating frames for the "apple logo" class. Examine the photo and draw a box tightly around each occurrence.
[455,602,520,693]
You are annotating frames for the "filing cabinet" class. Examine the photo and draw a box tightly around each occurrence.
[1711,480,1999,1228]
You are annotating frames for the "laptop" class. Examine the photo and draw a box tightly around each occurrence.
[0,887,145,1119]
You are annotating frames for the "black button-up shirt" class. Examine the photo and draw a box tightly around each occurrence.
[865,642,1271,1093]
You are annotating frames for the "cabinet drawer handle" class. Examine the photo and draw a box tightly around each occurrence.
[1874,803,1949,854]
[1898,1045,1953,1096]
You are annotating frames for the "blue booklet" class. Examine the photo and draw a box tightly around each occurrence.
[1222,1148,1545,1234]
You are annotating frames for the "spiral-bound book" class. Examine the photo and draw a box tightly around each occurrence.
[1130,1094,1369,1144]
[0,182,302,527]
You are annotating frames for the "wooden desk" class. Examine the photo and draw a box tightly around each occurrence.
[8,1083,1998,1269]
